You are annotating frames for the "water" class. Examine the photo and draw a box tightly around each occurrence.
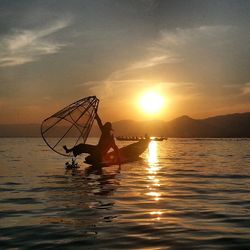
[1,138,250,249]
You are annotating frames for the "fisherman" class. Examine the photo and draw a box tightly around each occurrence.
[63,113,120,163]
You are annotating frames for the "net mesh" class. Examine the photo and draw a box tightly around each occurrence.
[41,96,99,156]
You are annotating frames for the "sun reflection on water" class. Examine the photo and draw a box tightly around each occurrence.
[146,141,163,220]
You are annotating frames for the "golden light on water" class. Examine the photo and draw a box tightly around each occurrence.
[146,141,164,220]
[150,211,163,221]
[146,140,162,203]
[148,140,158,165]
[150,211,163,215]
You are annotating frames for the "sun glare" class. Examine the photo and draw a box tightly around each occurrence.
[139,91,165,115]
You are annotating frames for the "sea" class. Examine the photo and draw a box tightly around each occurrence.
[0,138,250,249]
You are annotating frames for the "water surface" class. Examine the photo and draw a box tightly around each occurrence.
[1,138,250,249]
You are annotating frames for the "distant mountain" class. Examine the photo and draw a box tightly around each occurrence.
[165,115,220,137]
[164,113,250,137]
[0,112,250,138]
[204,113,250,137]
[112,113,250,138]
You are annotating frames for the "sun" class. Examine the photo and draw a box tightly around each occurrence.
[139,91,165,115]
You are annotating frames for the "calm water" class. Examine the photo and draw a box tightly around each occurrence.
[0,138,250,249]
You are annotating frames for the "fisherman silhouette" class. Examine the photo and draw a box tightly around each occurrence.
[63,113,120,163]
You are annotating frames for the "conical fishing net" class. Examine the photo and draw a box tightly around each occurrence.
[41,96,99,156]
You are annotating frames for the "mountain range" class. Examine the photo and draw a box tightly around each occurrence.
[1,112,250,138]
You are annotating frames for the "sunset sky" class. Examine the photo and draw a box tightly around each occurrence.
[0,0,250,124]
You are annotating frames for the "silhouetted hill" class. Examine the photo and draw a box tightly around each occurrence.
[204,113,250,137]
[114,113,250,138]
[0,112,250,137]
[165,115,221,137]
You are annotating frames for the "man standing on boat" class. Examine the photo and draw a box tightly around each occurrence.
[63,113,120,163]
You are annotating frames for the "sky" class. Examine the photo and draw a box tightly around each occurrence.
[0,0,250,123]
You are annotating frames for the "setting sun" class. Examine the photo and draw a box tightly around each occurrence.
[139,91,165,115]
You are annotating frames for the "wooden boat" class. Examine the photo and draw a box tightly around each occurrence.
[152,137,165,141]
[116,136,166,141]
[85,139,150,166]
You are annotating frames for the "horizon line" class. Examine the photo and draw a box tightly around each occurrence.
[0,111,250,125]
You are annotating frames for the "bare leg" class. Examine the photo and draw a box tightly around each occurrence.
[63,145,71,153]
[63,144,97,157]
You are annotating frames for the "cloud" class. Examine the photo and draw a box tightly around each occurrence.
[104,54,180,81]
[129,54,181,70]
[0,18,71,67]
[102,25,237,81]
[80,25,248,105]
[79,78,199,103]
[156,25,234,47]
[241,83,250,95]
[79,79,147,98]
[148,25,236,65]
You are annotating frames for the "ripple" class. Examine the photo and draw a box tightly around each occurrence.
[0,197,42,205]
[1,138,250,249]
[2,182,22,185]
[0,187,14,192]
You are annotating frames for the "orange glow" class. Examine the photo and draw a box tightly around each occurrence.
[139,91,166,115]
[146,141,161,202]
